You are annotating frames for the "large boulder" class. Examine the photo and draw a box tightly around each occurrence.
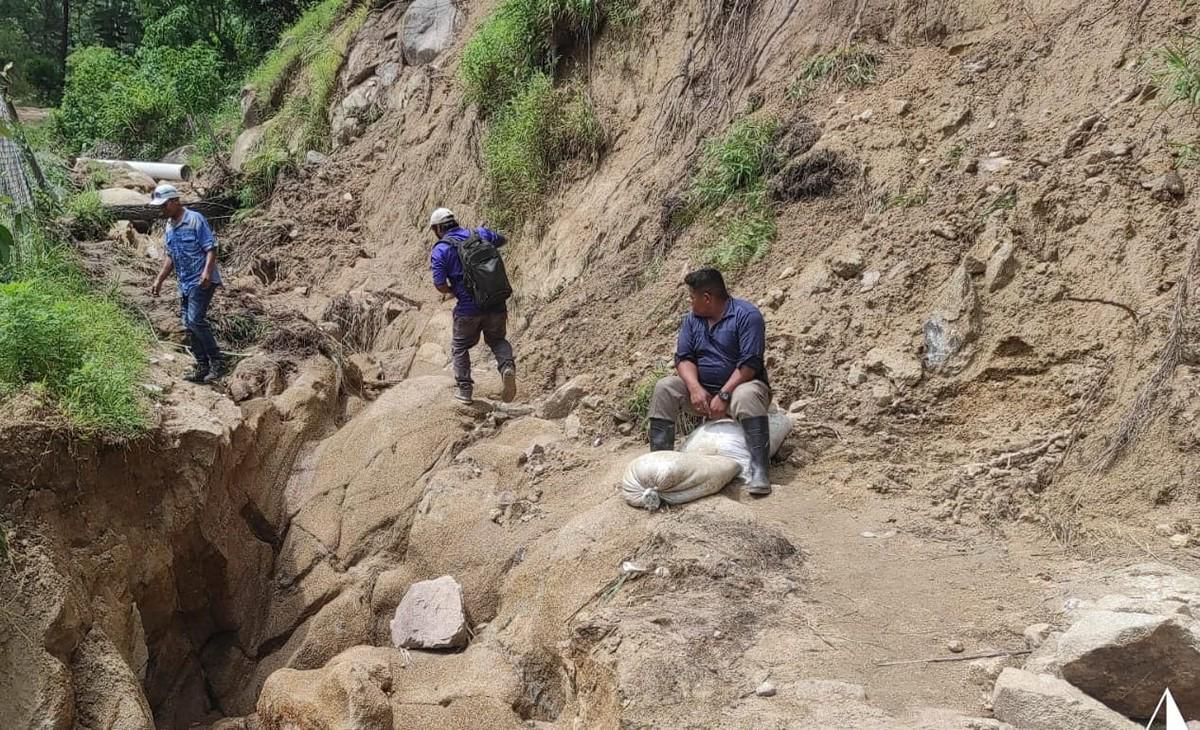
[257,646,404,730]
[401,0,462,65]
[1056,610,1200,719]
[389,575,469,649]
[97,187,151,206]
[230,125,268,172]
[539,376,590,419]
[992,668,1139,730]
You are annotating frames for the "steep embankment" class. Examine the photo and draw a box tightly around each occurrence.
[3,0,1200,728]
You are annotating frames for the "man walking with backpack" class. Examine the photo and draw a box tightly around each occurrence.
[429,207,517,404]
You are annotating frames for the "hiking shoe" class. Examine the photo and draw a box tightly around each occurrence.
[455,386,474,404]
[183,365,209,384]
[202,360,228,384]
[500,366,517,403]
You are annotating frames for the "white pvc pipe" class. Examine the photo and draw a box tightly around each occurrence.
[78,158,192,182]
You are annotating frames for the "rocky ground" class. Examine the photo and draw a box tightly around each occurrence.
[4,0,1200,728]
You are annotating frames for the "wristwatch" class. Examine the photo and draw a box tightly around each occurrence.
[717,391,732,403]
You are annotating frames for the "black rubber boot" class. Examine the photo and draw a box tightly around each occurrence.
[183,364,209,383]
[741,416,772,495]
[648,418,676,452]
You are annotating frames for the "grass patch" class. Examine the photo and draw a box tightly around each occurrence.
[0,253,151,437]
[1151,32,1200,108]
[678,115,782,272]
[481,74,605,230]
[241,2,367,202]
[688,116,779,212]
[706,198,777,270]
[461,0,609,115]
[788,46,879,100]
[245,0,354,119]
[980,189,1017,218]
[65,190,111,240]
[1170,140,1200,168]
[628,364,670,431]
[875,185,929,213]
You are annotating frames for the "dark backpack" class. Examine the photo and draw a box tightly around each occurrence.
[449,230,512,310]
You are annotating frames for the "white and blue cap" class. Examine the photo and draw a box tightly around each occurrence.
[428,207,455,227]
[149,183,181,206]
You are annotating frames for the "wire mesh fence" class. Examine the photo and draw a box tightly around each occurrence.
[0,86,36,212]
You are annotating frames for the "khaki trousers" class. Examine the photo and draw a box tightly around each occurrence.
[649,375,770,421]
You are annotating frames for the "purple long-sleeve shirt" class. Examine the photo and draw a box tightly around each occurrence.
[430,226,507,316]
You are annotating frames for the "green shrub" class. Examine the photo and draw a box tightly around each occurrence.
[706,197,777,270]
[51,43,228,158]
[245,0,354,116]
[0,257,150,437]
[481,75,606,229]
[461,0,610,114]
[240,1,367,203]
[65,190,111,240]
[688,116,779,212]
[788,47,879,100]
[627,364,670,431]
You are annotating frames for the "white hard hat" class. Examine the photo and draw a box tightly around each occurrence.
[149,183,181,206]
[428,207,455,227]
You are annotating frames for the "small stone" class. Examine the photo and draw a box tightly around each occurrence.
[1170,533,1191,549]
[931,222,958,241]
[342,192,354,203]
[1154,523,1174,536]
[713,630,723,639]
[304,150,328,165]
[860,270,881,291]
[830,249,865,279]
[947,640,965,653]
[1024,623,1053,649]
[855,109,874,122]
[778,266,796,280]
[755,680,777,697]
[1107,142,1131,157]
[489,509,503,524]
[1143,170,1186,201]
[766,289,786,309]
[963,59,990,73]
[889,98,911,116]
[592,436,604,448]
[654,566,670,579]
[617,423,634,436]
[846,363,867,387]
[978,156,1013,174]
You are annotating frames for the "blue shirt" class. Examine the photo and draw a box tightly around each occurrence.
[430,226,507,316]
[675,297,769,392]
[166,208,221,295]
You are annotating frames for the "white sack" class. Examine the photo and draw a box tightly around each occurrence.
[621,451,741,511]
[680,413,792,482]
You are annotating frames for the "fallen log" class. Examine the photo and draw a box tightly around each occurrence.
[102,199,238,224]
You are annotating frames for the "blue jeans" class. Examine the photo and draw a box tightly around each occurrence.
[180,285,221,368]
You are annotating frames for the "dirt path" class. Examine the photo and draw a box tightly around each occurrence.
[733,462,1100,720]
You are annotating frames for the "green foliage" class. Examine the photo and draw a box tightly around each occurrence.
[51,43,228,157]
[627,364,670,431]
[461,0,614,114]
[246,0,353,114]
[65,190,111,240]
[980,189,1017,218]
[688,116,779,212]
[705,197,777,270]
[1152,33,1200,108]
[673,116,782,272]
[0,254,150,437]
[0,221,12,270]
[481,74,606,230]
[874,185,928,213]
[240,1,366,204]
[802,47,880,87]
[1170,140,1200,168]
